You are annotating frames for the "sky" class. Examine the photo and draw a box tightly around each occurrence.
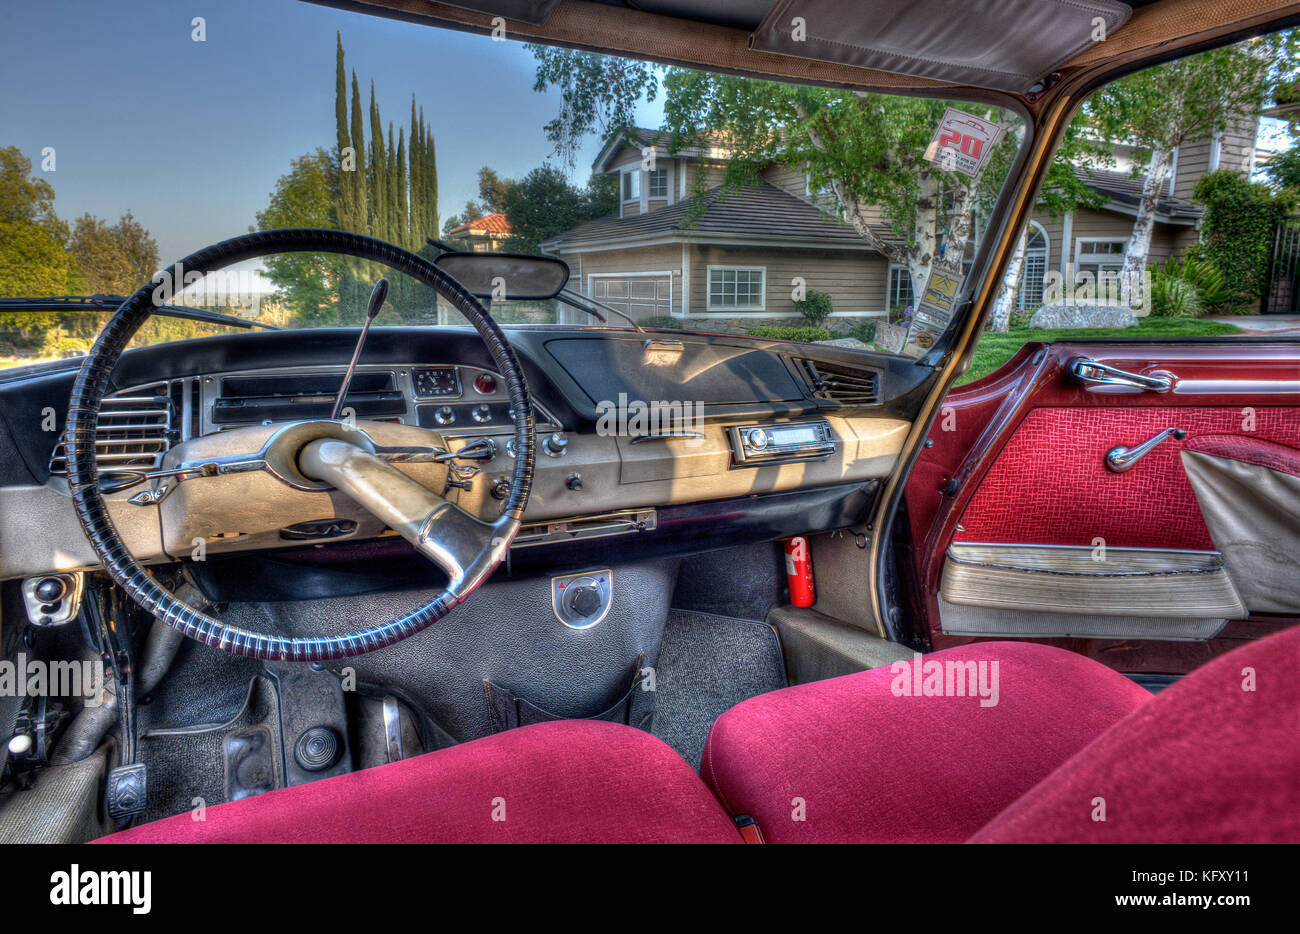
[0,0,664,279]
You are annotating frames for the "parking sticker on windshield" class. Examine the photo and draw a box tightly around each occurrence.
[924,108,1003,178]
[910,259,963,332]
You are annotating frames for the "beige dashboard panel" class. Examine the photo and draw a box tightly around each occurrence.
[2,415,909,579]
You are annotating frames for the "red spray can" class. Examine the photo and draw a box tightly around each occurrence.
[784,536,815,608]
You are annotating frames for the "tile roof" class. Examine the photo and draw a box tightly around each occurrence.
[1076,168,1202,221]
[448,212,511,236]
[543,182,895,250]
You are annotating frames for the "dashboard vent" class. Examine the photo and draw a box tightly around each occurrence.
[48,381,175,476]
[796,359,881,405]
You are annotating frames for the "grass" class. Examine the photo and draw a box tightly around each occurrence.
[954,318,1247,386]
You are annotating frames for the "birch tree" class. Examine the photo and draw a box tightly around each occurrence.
[1083,30,1298,305]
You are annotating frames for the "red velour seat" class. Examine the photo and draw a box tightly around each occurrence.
[972,623,1300,843]
[94,720,741,844]
[701,641,1151,843]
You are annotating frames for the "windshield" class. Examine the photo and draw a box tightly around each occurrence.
[0,0,1031,371]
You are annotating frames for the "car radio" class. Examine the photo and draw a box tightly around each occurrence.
[729,419,836,466]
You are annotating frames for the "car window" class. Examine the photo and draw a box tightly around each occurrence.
[956,27,1299,386]
[0,1,1030,371]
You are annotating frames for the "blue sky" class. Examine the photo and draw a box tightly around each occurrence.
[0,0,663,270]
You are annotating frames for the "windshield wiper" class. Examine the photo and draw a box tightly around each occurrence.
[0,295,280,330]
[557,288,645,333]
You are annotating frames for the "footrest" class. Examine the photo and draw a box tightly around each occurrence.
[106,762,148,821]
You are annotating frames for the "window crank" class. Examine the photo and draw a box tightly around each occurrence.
[1105,428,1186,473]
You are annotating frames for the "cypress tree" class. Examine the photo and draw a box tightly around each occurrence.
[368,81,385,239]
[396,127,409,248]
[334,34,356,234]
[349,72,367,236]
[386,122,398,243]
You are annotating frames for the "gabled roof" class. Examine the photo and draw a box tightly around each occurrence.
[541,181,896,252]
[447,212,511,236]
[1076,168,1203,223]
[592,126,734,173]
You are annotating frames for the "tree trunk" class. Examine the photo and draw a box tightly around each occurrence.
[1119,147,1174,309]
[990,230,1028,332]
[905,172,941,301]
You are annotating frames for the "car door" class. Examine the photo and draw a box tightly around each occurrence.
[904,338,1300,674]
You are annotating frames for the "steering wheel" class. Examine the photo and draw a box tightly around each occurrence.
[67,229,535,660]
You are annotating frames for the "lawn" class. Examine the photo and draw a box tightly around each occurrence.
[954,318,1247,386]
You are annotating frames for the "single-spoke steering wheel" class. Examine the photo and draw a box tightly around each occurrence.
[67,229,535,660]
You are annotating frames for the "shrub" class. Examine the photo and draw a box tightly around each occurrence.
[745,325,835,342]
[1191,170,1286,304]
[793,290,833,326]
[639,315,682,329]
[1149,270,1205,319]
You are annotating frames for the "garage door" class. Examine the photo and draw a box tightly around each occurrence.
[589,275,672,320]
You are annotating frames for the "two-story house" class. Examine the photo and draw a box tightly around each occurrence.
[540,120,1260,330]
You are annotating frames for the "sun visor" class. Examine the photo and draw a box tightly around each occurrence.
[435,0,561,26]
[750,0,1133,94]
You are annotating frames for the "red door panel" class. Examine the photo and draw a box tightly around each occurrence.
[954,406,1300,550]
[904,339,1300,674]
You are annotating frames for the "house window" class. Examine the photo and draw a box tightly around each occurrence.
[888,266,914,310]
[707,266,765,311]
[622,169,641,202]
[1018,225,1049,309]
[1074,238,1127,295]
[648,168,668,198]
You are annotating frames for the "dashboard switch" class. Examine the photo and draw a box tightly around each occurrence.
[471,403,492,423]
[473,372,497,395]
[542,431,568,458]
[434,406,456,426]
[565,473,583,491]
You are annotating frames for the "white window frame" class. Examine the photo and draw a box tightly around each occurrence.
[1017,221,1051,310]
[647,167,668,199]
[887,264,915,310]
[621,167,641,203]
[706,265,766,312]
[1073,236,1129,296]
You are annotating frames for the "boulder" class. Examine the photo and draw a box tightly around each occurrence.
[1028,301,1137,330]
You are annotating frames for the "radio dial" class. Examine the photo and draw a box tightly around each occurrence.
[747,428,769,450]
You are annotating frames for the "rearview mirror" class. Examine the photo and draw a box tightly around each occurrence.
[434,252,569,301]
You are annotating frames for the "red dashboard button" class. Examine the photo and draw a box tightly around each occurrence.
[474,373,497,394]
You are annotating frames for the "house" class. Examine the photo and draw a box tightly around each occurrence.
[446,212,511,252]
[541,119,1262,330]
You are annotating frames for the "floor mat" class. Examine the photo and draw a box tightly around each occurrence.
[652,610,787,770]
[137,675,281,825]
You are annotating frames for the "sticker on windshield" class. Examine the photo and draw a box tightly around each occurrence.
[872,320,909,354]
[910,259,963,332]
[924,108,1003,178]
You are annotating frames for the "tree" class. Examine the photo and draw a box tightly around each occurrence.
[501,165,594,254]
[1085,30,1299,303]
[67,212,159,295]
[1192,169,1290,305]
[530,49,1094,331]
[0,220,79,296]
[0,146,65,240]
[1265,144,1300,192]
[477,167,515,214]
[253,148,341,321]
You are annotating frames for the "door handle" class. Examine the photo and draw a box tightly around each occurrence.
[1106,428,1186,473]
[1068,357,1172,392]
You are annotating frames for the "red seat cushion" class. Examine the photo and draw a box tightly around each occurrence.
[972,624,1300,843]
[94,720,741,844]
[701,642,1150,843]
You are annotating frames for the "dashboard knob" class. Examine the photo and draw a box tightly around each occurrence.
[566,585,603,618]
[434,406,456,426]
[747,428,769,450]
[34,577,66,603]
[471,404,492,424]
[490,476,511,500]
[565,473,583,491]
[473,373,497,395]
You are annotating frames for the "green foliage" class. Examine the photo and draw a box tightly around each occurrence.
[0,146,65,240]
[1264,145,1300,193]
[793,289,832,326]
[500,165,624,254]
[254,148,341,322]
[67,211,159,295]
[1149,273,1205,318]
[1191,169,1287,304]
[744,325,834,342]
[0,220,79,296]
[639,315,681,329]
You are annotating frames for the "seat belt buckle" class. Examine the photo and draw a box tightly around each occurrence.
[734,814,765,844]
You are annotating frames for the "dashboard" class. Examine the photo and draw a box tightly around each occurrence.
[0,327,929,581]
